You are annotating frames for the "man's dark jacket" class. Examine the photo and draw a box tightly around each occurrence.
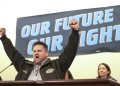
[0,29,79,80]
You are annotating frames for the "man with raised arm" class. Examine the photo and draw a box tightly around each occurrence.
[0,20,79,81]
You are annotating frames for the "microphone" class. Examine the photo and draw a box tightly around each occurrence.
[0,63,13,73]
[0,63,13,81]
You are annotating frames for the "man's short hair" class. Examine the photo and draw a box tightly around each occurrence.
[33,41,48,51]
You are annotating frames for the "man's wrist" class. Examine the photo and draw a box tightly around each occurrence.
[72,29,79,34]
[74,28,79,30]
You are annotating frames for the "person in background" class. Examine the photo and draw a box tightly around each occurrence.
[96,63,117,82]
[65,70,74,80]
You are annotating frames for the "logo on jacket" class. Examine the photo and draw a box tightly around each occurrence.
[22,70,27,74]
[46,68,54,73]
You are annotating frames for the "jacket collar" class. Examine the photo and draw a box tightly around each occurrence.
[42,58,51,66]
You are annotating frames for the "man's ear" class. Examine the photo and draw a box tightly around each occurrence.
[46,51,49,57]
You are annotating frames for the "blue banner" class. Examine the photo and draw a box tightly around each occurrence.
[16,5,120,57]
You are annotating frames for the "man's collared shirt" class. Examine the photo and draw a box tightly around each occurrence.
[28,59,47,81]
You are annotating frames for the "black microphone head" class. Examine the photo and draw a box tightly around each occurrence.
[10,63,13,65]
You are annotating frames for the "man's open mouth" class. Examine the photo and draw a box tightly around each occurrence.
[36,56,39,58]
